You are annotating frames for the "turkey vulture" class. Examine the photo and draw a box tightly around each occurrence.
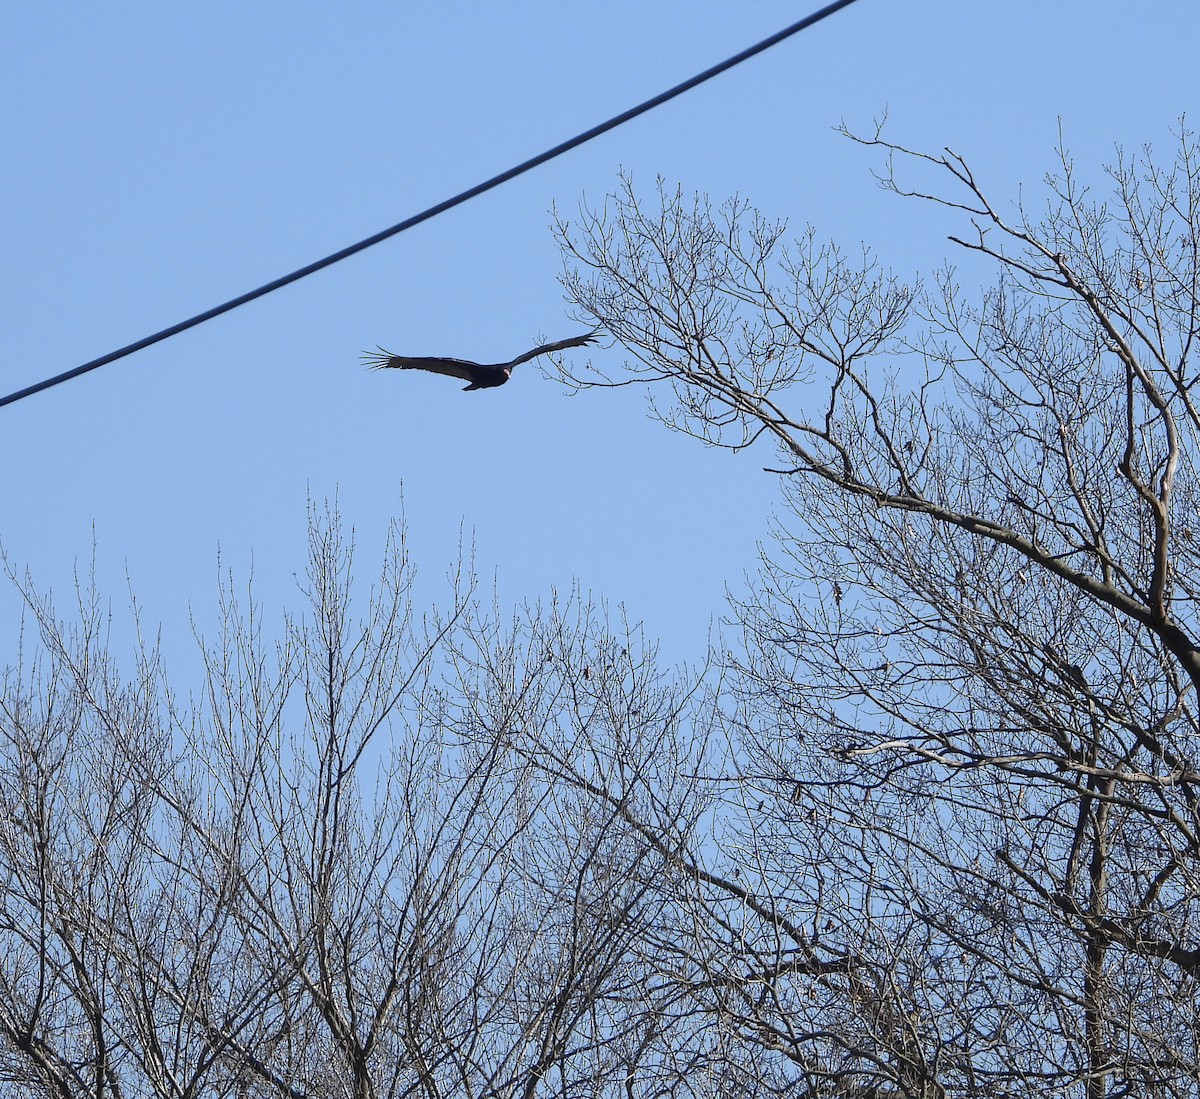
[363,331,598,391]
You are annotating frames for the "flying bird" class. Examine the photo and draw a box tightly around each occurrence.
[363,331,598,391]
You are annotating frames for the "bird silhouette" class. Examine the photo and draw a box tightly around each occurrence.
[363,331,598,391]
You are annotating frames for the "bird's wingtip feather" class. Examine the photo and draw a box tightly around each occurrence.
[361,346,393,370]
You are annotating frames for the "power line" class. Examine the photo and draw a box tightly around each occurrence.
[1,0,863,411]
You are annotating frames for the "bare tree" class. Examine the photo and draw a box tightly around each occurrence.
[0,506,707,1099]
[554,123,1200,1096]
[8,123,1200,1099]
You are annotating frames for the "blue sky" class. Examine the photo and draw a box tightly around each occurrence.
[2,1,1197,670]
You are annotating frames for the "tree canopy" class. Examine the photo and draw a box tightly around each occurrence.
[4,125,1200,1098]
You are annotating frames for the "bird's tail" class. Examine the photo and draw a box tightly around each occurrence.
[361,346,395,370]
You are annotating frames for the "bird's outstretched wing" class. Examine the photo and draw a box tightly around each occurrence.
[505,331,600,369]
[362,348,479,383]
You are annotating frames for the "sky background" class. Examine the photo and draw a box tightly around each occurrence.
[2,0,1197,676]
